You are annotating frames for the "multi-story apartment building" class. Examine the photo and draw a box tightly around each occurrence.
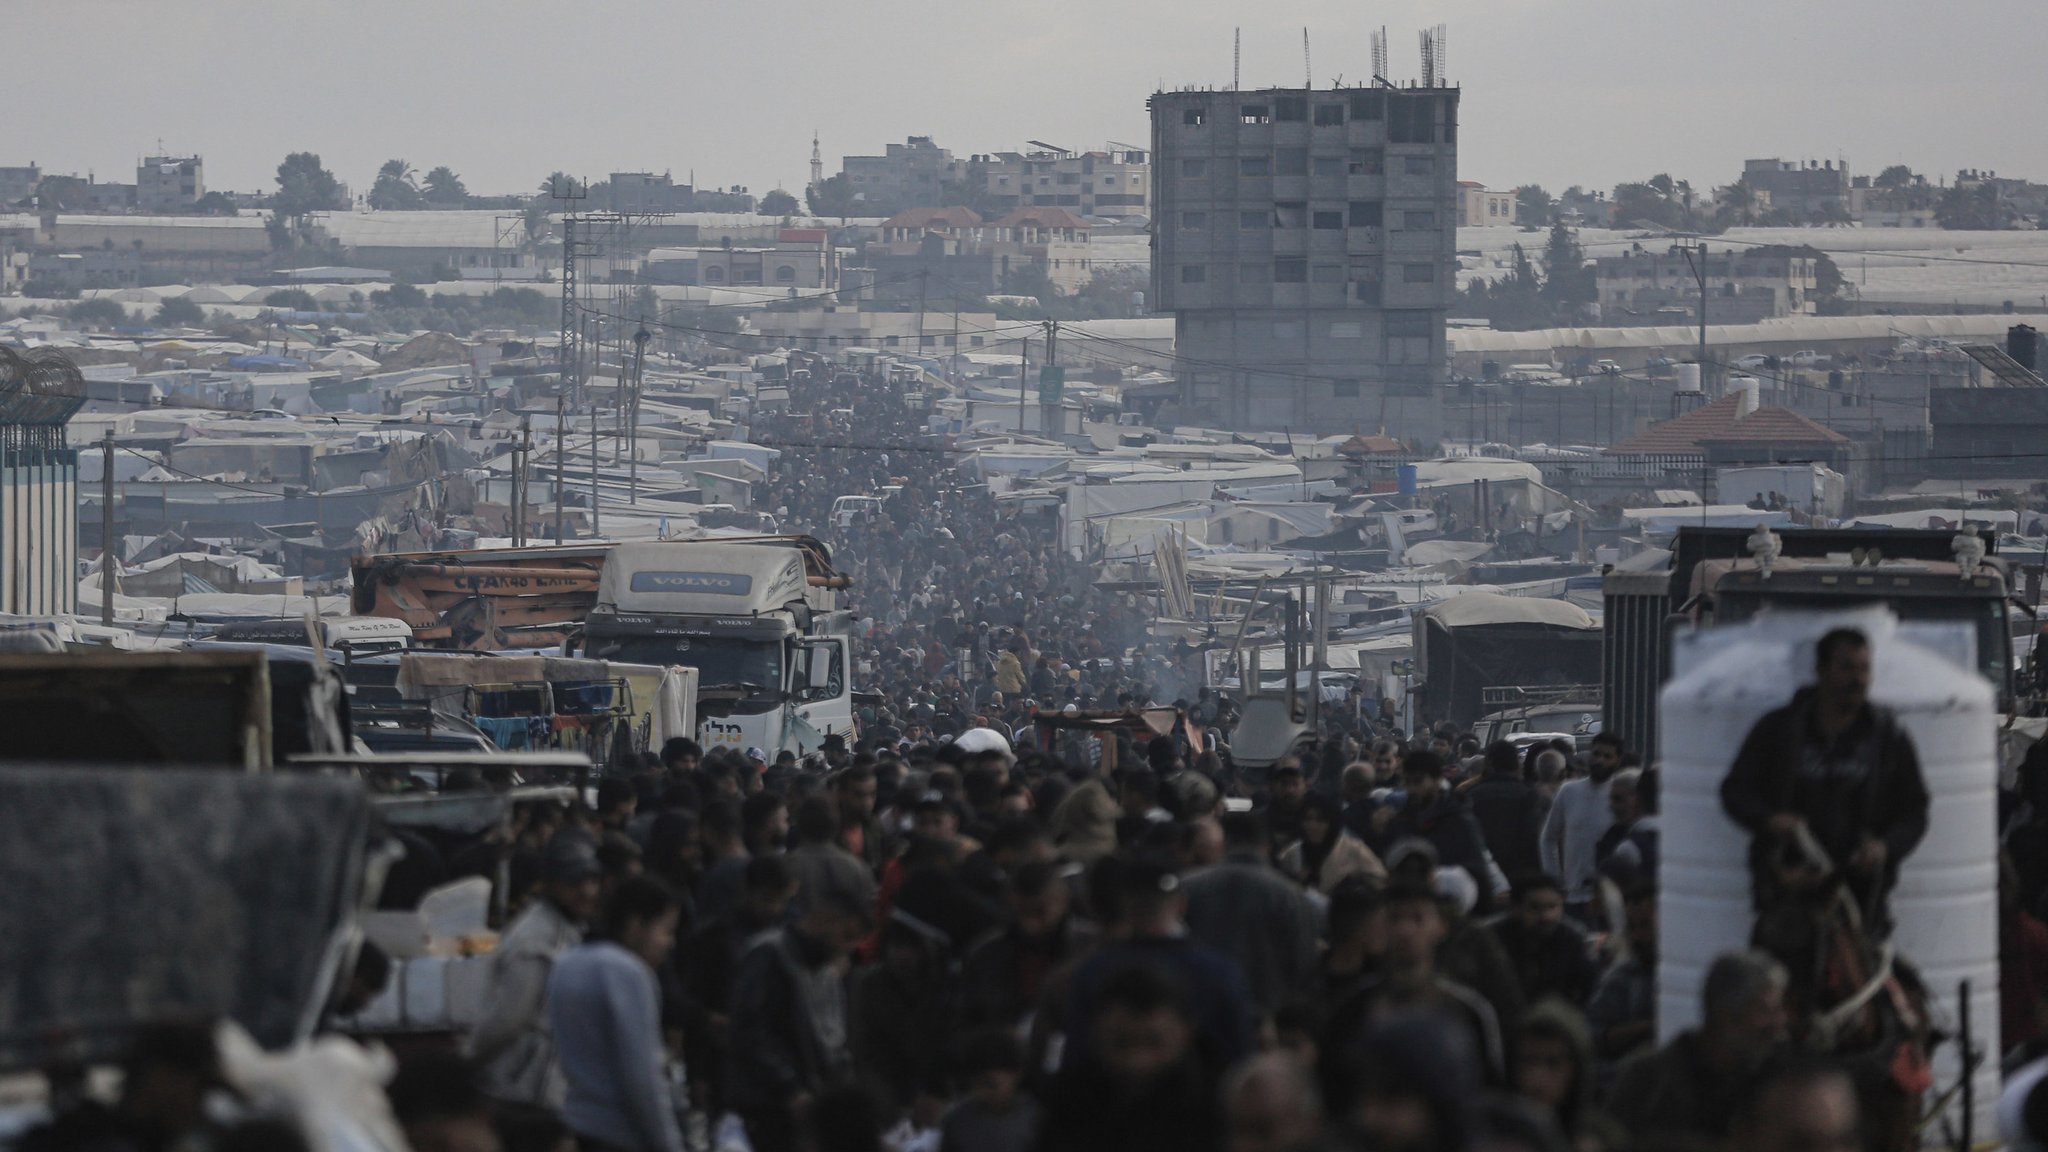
[1594,244,1820,325]
[136,155,203,213]
[840,137,958,216]
[974,149,1151,217]
[1150,84,1460,433]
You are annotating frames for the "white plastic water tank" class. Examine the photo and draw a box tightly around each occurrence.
[1658,608,1999,1140]
[1676,362,1702,393]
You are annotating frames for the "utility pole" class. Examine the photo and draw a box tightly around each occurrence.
[514,414,532,546]
[554,393,566,542]
[1041,318,1060,439]
[100,427,115,626]
[1017,334,1030,434]
[1681,241,1709,388]
[589,373,601,539]
[628,326,649,504]
[916,268,928,353]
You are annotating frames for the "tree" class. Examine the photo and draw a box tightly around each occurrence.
[31,174,91,211]
[274,152,346,217]
[1716,180,1759,228]
[1875,165,1918,190]
[153,296,206,327]
[998,263,1057,304]
[192,191,239,216]
[1540,223,1595,308]
[264,288,318,311]
[369,159,423,211]
[1612,182,1684,229]
[806,174,855,219]
[1513,185,1553,228]
[422,166,468,207]
[758,188,800,216]
[370,282,427,309]
[1937,183,2005,230]
[1647,172,1675,198]
[68,298,129,328]
[538,171,580,198]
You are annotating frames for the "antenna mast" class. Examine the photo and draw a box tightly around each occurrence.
[1303,28,1312,89]
[1233,27,1241,90]
[1371,28,1388,86]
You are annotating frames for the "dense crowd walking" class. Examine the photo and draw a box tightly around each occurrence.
[31,362,2048,1152]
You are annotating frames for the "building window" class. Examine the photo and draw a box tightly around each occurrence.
[1239,156,1270,177]
[1274,319,1305,339]
[1180,211,1206,230]
[1348,200,1383,227]
[1312,210,1344,230]
[1349,91,1385,121]
[1103,175,1115,186]
[1403,210,1436,229]
[1332,379,1360,397]
[705,266,726,283]
[1277,148,1307,177]
[1312,262,1344,283]
[1328,320,1363,337]
[1404,155,1435,176]
[1275,96,1307,122]
[1274,202,1306,228]
[1239,210,1269,230]
[1385,310,1432,337]
[1275,258,1308,283]
[1183,107,1207,126]
[1348,149,1384,176]
[1241,104,1270,125]
[1181,159,1207,177]
[1312,155,1344,177]
[1181,264,1207,283]
[1314,104,1346,126]
[1403,262,1436,282]
[1238,262,1269,283]
[774,265,796,283]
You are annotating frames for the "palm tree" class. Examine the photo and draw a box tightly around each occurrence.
[379,159,417,186]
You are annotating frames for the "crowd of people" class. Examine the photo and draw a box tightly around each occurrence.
[28,362,2048,1152]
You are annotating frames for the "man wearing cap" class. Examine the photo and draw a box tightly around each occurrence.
[1066,854,1256,1077]
[1379,749,1508,915]
[470,829,604,1113]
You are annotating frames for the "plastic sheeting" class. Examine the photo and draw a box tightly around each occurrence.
[0,768,370,1069]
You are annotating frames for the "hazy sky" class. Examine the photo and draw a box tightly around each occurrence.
[12,0,2043,202]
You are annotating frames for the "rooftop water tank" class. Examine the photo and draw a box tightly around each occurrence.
[1659,608,1998,1141]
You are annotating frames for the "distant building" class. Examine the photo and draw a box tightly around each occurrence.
[0,350,83,615]
[642,229,836,290]
[79,178,137,213]
[1741,158,1850,220]
[1593,243,1818,324]
[973,148,1151,217]
[1605,388,1851,486]
[1149,84,1462,433]
[136,155,203,213]
[27,250,141,294]
[839,137,959,216]
[1455,181,1514,227]
[861,205,1094,297]
[607,172,755,215]
[0,165,39,207]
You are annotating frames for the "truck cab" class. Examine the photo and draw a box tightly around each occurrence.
[1690,550,2015,703]
[583,540,854,756]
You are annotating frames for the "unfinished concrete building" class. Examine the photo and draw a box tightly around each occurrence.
[1149,84,1459,435]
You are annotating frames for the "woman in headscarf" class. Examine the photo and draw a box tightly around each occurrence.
[1280,791,1387,894]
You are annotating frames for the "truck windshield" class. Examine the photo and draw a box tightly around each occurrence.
[594,636,784,698]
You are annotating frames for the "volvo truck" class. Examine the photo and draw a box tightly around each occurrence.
[581,539,855,756]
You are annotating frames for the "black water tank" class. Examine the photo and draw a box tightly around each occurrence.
[2010,324,2039,370]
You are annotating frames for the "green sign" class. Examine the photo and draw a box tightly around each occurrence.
[1037,364,1065,405]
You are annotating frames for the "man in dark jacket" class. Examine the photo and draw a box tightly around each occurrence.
[726,889,872,1152]
[1382,748,1507,914]
[960,860,1099,1030]
[1465,740,1546,882]
[1720,627,1929,933]
[1181,811,1323,1015]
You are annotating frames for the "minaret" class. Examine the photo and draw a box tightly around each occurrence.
[809,131,823,191]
